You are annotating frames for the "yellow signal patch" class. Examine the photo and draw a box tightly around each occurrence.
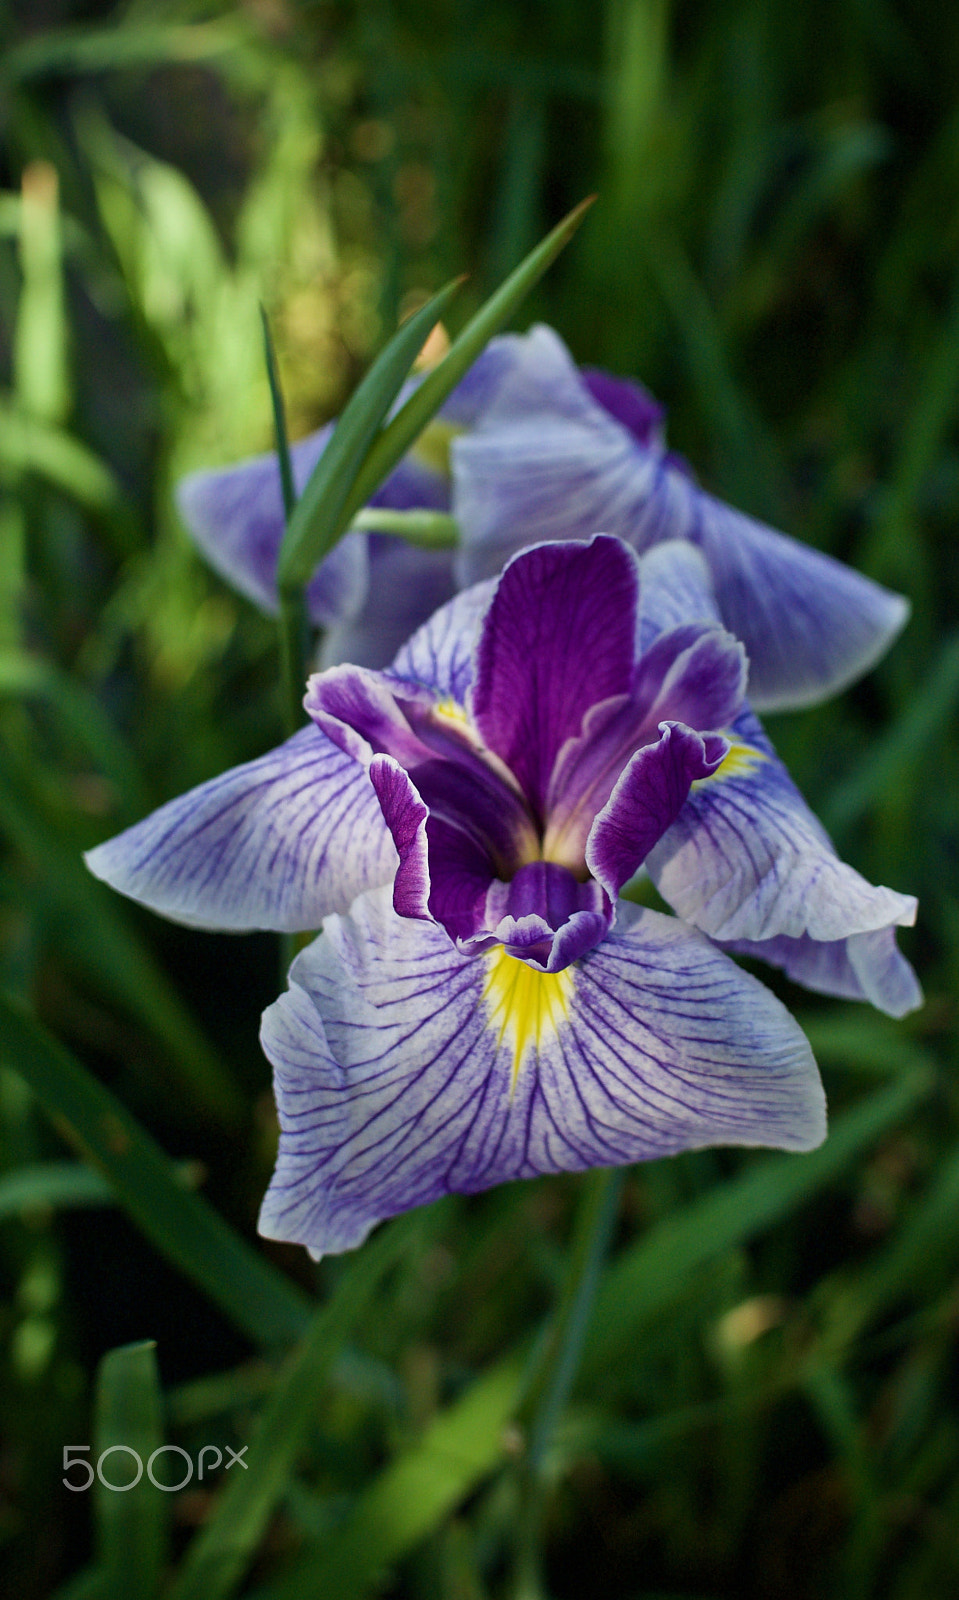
[482,946,573,1092]
[692,737,768,789]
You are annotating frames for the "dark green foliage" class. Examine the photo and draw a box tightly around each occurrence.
[0,3,957,1597]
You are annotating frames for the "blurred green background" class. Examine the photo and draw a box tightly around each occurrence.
[1,2,957,1597]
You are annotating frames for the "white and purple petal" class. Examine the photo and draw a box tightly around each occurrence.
[723,927,922,1019]
[389,578,495,700]
[258,888,825,1257]
[452,323,908,710]
[84,725,395,932]
[647,706,917,947]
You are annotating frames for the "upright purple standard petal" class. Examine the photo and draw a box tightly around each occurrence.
[471,535,639,819]
[453,323,909,710]
[85,724,396,932]
[586,723,729,900]
[258,888,825,1257]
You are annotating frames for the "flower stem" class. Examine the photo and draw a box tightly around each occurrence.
[278,587,309,736]
[511,1166,625,1599]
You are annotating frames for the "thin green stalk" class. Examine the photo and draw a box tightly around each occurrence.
[511,1166,625,1599]
[278,586,309,737]
[260,304,296,523]
[350,507,460,547]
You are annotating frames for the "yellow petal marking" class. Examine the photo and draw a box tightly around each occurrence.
[692,737,768,789]
[482,946,574,1094]
[433,696,469,727]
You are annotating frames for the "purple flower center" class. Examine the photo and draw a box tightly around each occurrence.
[308,538,745,972]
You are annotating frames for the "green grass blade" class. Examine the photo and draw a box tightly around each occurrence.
[0,402,126,518]
[94,1341,166,1600]
[2,22,240,83]
[14,158,69,425]
[822,630,959,836]
[581,1066,932,1377]
[276,280,462,592]
[248,1356,526,1600]
[260,305,296,524]
[167,1212,430,1600]
[0,767,242,1127]
[0,649,149,817]
[0,1160,113,1218]
[338,197,595,529]
[0,994,310,1348]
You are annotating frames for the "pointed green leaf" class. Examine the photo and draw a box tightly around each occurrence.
[94,1342,165,1600]
[0,994,309,1348]
[338,197,595,529]
[276,280,462,592]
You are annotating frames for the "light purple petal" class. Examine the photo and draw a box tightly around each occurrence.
[647,707,917,946]
[257,889,825,1257]
[452,323,909,710]
[581,367,666,448]
[683,487,910,711]
[636,541,723,649]
[724,927,923,1019]
[586,722,728,900]
[452,325,646,585]
[84,725,396,932]
[471,536,640,817]
[390,579,496,700]
[176,430,369,627]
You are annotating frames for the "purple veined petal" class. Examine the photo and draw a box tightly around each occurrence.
[176,429,369,627]
[305,663,437,769]
[84,724,396,932]
[368,755,432,921]
[665,477,911,712]
[471,535,640,820]
[542,621,741,869]
[390,578,496,701]
[632,623,747,733]
[452,327,650,589]
[320,538,457,671]
[452,324,909,710]
[257,888,824,1258]
[581,367,666,449]
[722,927,923,1019]
[585,723,728,900]
[646,706,918,947]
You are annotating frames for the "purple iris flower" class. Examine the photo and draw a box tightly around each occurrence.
[176,326,907,707]
[85,537,919,1257]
